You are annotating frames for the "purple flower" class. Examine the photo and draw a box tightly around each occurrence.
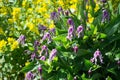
[49,28,55,35]
[67,18,74,26]
[76,25,84,38]
[38,66,42,74]
[31,53,36,60]
[58,7,64,15]
[88,68,92,75]
[101,0,106,3]
[49,49,57,61]
[40,56,46,61]
[42,32,52,44]
[34,40,40,52]
[117,60,120,66]
[73,46,78,53]
[25,71,34,80]
[40,45,48,56]
[91,49,103,64]
[17,35,25,45]
[102,9,109,22]
[67,26,74,41]
[50,12,58,20]
[34,40,40,47]
[73,76,78,80]
[38,24,47,31]
[90,58,95,63]
[64,10,69,16]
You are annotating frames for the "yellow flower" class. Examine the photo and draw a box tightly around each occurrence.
[94,4,99,12]
[25,61,30,66]
[44,13,50,19]
[49,21,55,29]
[12,8,21,21]
[7,37,15,45]
[0,40,7,52]
[27,22,39,34]
[87,13,94,24]
[8,18,14,24]
[27,22,34,31]
[36,18,42,23]
[11,41,19,51]
[22,0,27,7]
[70,4,77,11]
[86,5,92,11]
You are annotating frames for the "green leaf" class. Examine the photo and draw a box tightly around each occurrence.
[99,33,107,39]
[92,65,101,71]
[56,29,67,35]
[93,26,97,35]
[107,68,117,76]
[100,33,120,48]
[77,49,91,57]
[104,15,120,36]
[92,73,102,80]
[106,76,112,80]
[67,73,73,80]
[53,34,67,42]
[83,59,93,71]
[118,4,120,14]
[115,53,120,61]
[20,61,36,73]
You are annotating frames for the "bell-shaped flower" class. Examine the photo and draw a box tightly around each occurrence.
[76,25,84,38]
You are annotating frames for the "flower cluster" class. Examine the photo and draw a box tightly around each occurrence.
[67,18,84,41]
[90,49,103,64]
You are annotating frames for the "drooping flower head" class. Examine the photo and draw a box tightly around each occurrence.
[117,60,120,66]
[40,56,46,61]
[73,45,78,53]
[101,0,106,3]
[76,25,84,38]
[40,45,48,56]
[31,53,36,60]
[58,7,64,15]
[17,34,25,45]
[50,11,58,21]
[34,40,40,52]
[102,9,109,22]
[67,26,74,41]
[67,18,74,26]
[49,49,57,61]
[64,10,69,16]
[38,24,47,31]
[25,71,34,80]
[49,28,55,35]
[91,49,103,64]
[42,32,52,44]
[38,66,42,74]
[34,40,40,47]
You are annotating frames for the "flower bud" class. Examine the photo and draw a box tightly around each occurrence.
[38,24,47,31]
[40,56,46,61]
[67,26,74,41]
[73,46,78,53]
[49,49,57,61]
[76,25,84,38]
[117,60,120,66]
[65,10,69,16]
[67,18,74,26]
[101,0,106,3]
[25,71,34,80]
[102,9,109,22]
[38,66,42,74]
[31,53,36,60]
[17,34,25,45]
